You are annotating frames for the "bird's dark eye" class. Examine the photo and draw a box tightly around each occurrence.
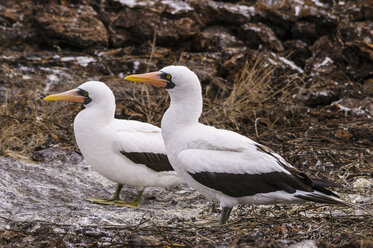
[166,74,171,79]
[83,91,89,97]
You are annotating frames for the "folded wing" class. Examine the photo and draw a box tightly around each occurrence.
[113,120,174,172]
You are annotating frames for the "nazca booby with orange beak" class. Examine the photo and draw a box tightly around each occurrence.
[124,66,350,224]
[44,81,183,208]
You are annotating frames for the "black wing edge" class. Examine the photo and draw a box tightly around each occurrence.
[188,171,314,198]
[120,151,174,172]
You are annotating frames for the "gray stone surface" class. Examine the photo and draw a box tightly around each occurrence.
[0,148,206,227]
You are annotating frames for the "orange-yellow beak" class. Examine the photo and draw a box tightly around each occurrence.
[44,88,84,103]
[124,71,167,87]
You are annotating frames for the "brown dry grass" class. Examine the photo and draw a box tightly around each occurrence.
[202,54,303,137]
[0,81,77,161]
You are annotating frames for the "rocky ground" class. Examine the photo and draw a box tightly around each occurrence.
[0,0,372,247]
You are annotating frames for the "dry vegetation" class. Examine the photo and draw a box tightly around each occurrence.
[202,53,303,136]
[0,80,78,160]
[0,203,372,247]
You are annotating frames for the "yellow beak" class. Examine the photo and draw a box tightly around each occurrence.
[44,88,84,103]
[124,71,167,87]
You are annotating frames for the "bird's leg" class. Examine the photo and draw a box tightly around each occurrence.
[112,184,124,201]
[86,186,144,208]
[219,207,232,225]
[251,205,258,222]
[192,207,233,227]
[114,189,144,208]
[85,184,124,205]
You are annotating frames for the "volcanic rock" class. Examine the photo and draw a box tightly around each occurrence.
[34,4,109,48]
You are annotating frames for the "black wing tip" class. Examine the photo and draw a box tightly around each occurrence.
[295,193,353,207]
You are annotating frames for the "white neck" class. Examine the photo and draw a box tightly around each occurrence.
[75,102,115,130]
[161,86,202,139]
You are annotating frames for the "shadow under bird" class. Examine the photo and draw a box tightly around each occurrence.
[124,66,351,224]
[44,81,183,208]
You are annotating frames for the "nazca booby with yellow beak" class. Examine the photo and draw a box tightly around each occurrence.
[124,66,350,224]
[44,81,183,208]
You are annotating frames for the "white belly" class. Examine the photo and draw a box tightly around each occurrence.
[74,120,181,188]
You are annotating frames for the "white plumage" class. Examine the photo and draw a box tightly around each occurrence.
[44,81,183,208]
[125,66,349,223]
